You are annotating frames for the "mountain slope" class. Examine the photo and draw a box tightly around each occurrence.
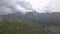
[0,17,48,34]
[49,26,60,34]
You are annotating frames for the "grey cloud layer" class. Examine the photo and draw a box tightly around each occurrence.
[0,0,32,15]
[0,0,60,15]
[17,1,32,10]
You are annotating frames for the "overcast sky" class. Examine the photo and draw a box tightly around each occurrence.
[0,0,60,15]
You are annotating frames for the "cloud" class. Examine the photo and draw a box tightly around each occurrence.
[0,0,32,15]
[0,7,13,15]
[42,0,60,12]
[17,1,32,10]
[0,0,60,15]
[50,0,60,12]
[0,0,17,15]
[25,0,60,13]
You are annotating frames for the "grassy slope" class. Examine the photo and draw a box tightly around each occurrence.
[0,17,48,34]
[49,26,60,34]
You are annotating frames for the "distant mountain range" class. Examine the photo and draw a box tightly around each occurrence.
[1,11,60,34]
[3,11,60,19]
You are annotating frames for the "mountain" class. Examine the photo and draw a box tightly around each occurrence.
[3,12,24,18]
[1,12,60,34]
[0,16,48,34]
[3,12,60,26]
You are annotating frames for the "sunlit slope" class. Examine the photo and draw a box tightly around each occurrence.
[0,17,48,34]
